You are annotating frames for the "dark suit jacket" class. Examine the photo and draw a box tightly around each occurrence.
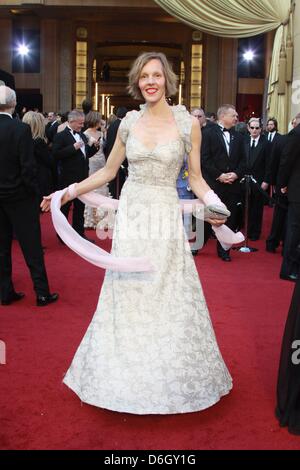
[33,138,55,199]
[244,134,272,185]
[0,114,38,201]
[201,124,246,195]
[104,118,128,172]
[52,127,98,187]
[201,120,217,135]
[45,120,59,143]
[278,123,300,203]
[266,131,281,146]
[104,118,121,159]
[269,133,288,187]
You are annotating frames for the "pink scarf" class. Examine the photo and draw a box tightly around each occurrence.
[51,189,244,272]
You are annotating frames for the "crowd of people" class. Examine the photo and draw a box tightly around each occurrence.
[15,103,124,231]
[15,99,300,282]
[0,94,126,307]
[181,106,300,284]
[10,99,300,282]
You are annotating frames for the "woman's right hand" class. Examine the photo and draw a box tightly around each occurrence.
[40,190,71,212]
[40,194,53,212]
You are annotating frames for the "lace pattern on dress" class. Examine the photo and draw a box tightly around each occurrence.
[118,105,192,155]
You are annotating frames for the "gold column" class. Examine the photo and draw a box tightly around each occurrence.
[75,40,88,109]
[190,43,203,109]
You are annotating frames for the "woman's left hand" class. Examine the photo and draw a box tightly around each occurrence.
[206,217,227,226]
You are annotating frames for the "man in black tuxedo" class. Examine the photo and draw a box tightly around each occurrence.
[190,107,216,255]
[264,117,282,207]
[244,118,272,240]
[0,86,58,306]
[201,104,246,261]
[52,109,98,237]
[45,111,59,144]
[104,107,128,198]
[265,131,288,253]
[265,117,281,146]
[278,113,300,281]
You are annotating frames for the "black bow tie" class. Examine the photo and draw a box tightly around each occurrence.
[222,128,231,133]
[71,129,80,135]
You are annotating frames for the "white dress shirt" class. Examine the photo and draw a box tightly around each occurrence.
[250,135,260,148]
[0,112,13,118]
[67,126,86,157]
[268,131,276,142]
[218,124,231,155]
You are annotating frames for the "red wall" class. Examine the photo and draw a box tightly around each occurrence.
[236,94,263,122]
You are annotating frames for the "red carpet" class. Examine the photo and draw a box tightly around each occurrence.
[1,207,299,450]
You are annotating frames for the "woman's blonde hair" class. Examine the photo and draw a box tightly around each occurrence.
[22,111,46,140]
[85,110,102,129]
[127,51,178,100]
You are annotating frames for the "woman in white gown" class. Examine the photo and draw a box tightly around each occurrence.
[42,52,232,414]
[83,111,110,229]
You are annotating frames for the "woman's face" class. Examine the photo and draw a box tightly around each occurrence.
[138,59,166,104]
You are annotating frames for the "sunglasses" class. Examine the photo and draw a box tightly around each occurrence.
[250,126,260,130]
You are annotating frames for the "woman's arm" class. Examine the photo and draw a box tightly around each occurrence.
[41,130,126,211]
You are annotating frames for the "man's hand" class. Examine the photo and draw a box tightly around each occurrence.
[217,173,237,184]
[226,172,238,184]
[93,140,100,149]
[217,173,230,184]
[74,140,84,150]
[88,136,100,149]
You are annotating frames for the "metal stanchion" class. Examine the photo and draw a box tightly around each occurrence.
[239,174,258,253]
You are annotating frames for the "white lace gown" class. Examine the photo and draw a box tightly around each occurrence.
[63,105,232,415]
[84,132,110,229]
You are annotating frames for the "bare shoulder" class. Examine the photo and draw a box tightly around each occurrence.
[126,109,139,118]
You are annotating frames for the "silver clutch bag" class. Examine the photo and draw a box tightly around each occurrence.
[204,204,231,220]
